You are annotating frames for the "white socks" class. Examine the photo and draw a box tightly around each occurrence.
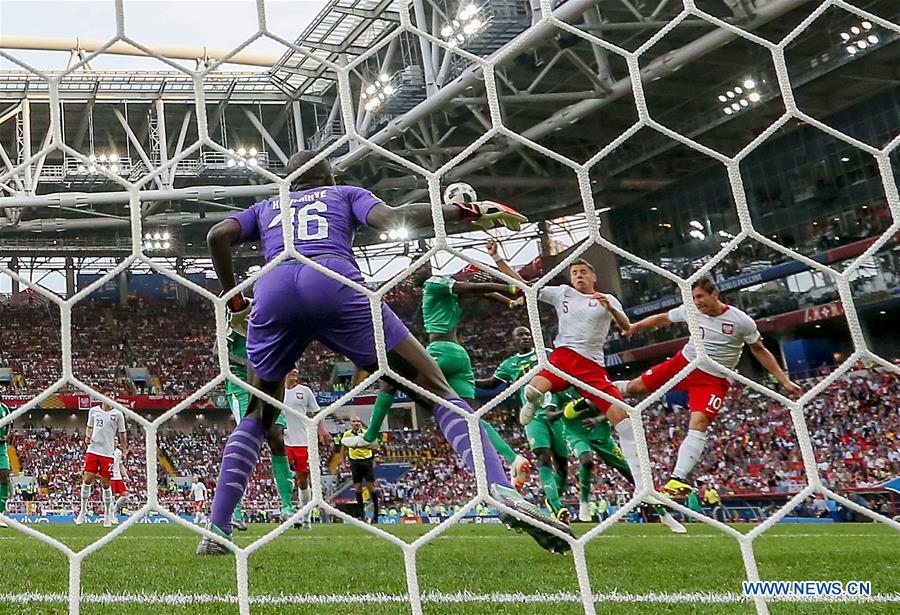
[673,429,708,480]
[115,495,128,513]
[299,487,312,522]
[614,380,631,397]
[613,418,644,493]
[102,487,113,519]
[79,483,91,516]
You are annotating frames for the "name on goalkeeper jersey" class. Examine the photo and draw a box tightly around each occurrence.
[742,580,871,597]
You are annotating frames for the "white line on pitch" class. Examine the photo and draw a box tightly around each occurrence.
[0,591,898,605]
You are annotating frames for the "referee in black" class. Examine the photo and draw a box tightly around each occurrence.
[341,416,380,524]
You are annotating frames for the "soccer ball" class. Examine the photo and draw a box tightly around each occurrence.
[443,182,477,205]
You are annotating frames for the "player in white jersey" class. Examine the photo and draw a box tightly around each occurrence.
[76,393,127,527]
[506,259,652,499]
[191,476,208,524]
[614,277,803,496]
[282,368,331,529]
[108,448,129,525]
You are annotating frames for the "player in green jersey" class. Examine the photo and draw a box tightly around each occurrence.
[0,395,11,528]
[343,268,533,489]
[475,327,573,523]
[225,328,295,527]
[557,397,686,532]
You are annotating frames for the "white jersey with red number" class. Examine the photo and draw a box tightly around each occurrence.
[190,482,207,502]
[538,285,623,365]
[111,449,125,481]
[283,384,320,447]
[669,304,761,378]
[86,406,126,458]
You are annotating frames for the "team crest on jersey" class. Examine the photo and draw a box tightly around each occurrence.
[722,323,734,334]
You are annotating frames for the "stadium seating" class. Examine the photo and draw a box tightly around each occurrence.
[6,368,896,516]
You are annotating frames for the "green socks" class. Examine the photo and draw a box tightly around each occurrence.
[481,420,516,464]
[538,465,562,513]
[579,464,592,503]
[364,390,395,442]
[0,483,7,514]
[271,455,295,513]
[232,501,244,522]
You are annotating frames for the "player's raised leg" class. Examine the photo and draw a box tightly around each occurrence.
[384,334,574,553]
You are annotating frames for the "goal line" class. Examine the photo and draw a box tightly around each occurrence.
[1,590,898,606]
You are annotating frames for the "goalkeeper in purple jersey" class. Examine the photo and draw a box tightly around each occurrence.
[197,152,573,555]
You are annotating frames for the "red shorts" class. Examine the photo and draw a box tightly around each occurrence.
[538,347,623,412]
[110,479,127,495]
[286,445,310,475]
[84,453,114,478]
[640,352,730,419]
[194,500,205,511]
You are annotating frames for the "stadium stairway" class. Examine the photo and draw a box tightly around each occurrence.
[157,448,176,476]
[7,445,20,473]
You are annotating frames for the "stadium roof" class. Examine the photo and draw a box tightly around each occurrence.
[0,0,898,270]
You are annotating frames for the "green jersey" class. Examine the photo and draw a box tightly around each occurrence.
[422,276,462,334]
[493,350,543,406]
[226,329,249,395]
[0,402,10,441]
[494,349,576,419]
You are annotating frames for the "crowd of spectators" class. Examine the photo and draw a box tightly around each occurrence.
[3,368,897,516]
[3,202,895,398]
[0,298,218,396]
[0,278,537,395]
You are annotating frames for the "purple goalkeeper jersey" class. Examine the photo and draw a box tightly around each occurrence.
[228,185,383,263]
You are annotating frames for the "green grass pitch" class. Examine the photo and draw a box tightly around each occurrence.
[0,522,896,614]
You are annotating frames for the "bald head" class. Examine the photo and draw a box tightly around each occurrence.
[285,151,335,189]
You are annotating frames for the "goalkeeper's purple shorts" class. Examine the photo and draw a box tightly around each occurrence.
[246,257,409,382]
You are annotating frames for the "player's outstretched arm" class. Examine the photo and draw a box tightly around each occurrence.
[474,374,504,390]
[453,281,521,298]
[487,240,527,284]
[367,200,526,233]
[482,293,523,309]
[207,219,242,293]
[748,340,803,397]
[626,312,671,336]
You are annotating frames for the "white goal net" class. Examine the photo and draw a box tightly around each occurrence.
[0,0,898,614]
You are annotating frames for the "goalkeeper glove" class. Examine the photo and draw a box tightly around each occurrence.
[455,200,527,231]
[224,292,252,336]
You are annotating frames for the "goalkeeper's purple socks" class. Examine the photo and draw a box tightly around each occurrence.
[210,417,266,535]
[433,397,513,490]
